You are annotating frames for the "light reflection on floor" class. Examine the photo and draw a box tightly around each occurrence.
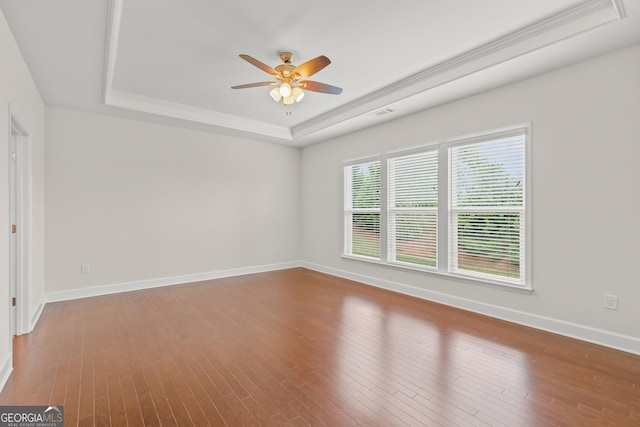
[334,295,533,425]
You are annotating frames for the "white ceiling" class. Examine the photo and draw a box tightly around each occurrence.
[1,0,639,146]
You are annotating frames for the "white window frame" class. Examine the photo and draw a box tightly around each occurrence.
[343,158,382,261]
[387,149,439,270]
[343,125,532,291]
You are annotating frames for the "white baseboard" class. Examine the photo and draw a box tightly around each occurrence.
[45,261,302,303]
[0,352,12,395]
[39,259,640,355]
[301,261,640,356]
[30,301,44,331]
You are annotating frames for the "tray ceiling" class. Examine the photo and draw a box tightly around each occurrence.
[1,0,639,146]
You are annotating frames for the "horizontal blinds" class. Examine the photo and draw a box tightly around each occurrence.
[390,212,437,267]
[449,134,525,282]
[451,135,524,207]
[342,127,528,288]
[349,161,381,209]
[389,151,438,208]
[455,213,521,279]
[345,161,381,259]
[350,213,381,258]
[388,151,438,268]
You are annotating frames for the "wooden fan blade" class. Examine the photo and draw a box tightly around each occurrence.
[293,55,331,79]
[300,80,343,95]
[239,54,279,76]
[231,82,277,89]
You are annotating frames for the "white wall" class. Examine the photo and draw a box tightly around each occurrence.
[0,9,46,386]
[45,107,301,295]
[301,44,640,351]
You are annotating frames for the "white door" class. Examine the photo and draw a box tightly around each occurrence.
[9,131,18,337]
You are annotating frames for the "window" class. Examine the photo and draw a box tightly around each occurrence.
[344,160,381,259]
[449,134,526,283]
[388,150,438,268]
[343,126,530,289]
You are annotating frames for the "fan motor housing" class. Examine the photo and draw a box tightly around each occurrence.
[275,63,297,79]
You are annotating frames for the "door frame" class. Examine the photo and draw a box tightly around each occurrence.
[8,105,32,338]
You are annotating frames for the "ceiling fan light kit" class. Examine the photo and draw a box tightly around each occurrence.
[232,51,342,108]
[279,82,292,97]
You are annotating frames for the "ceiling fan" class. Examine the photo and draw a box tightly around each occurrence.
[231,51,342,106]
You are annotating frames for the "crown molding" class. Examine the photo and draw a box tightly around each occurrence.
[292,0,623,139]
[105,89,292,140]
[102,0,625,144]
[612,0,628,18]
[103,0,124,105]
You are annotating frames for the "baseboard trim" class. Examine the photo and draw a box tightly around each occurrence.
[301,261,640,355]
[45,261,302,303]
[30,300,45,332]
[39,260,640,354]
[0,352,12,395]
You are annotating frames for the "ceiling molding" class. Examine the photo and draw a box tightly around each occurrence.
[102,0,291,140]
[102,0,625,144]
[612,0,628,18]
[105,89,293,140]
[103,0,124,105]
[292,0,622,139]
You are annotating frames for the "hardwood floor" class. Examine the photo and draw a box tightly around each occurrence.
[1,268,639,426]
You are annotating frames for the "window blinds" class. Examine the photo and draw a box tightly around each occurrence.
[449,135,525,282]
[388,151,438,268]
[343,127,528,288]
[345,161,381,259]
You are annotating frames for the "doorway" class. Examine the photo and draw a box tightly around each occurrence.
[8,112,31,338]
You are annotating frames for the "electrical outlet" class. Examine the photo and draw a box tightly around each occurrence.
[604,294,618,310]
[81,264,90,274]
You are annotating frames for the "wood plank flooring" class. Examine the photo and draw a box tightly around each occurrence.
[1,268,639,426]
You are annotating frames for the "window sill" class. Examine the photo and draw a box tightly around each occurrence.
[341,254,533,294]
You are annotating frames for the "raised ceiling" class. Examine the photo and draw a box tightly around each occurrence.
[1,0,639,146]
